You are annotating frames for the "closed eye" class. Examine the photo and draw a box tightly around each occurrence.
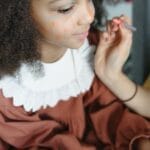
[58,6,74,14]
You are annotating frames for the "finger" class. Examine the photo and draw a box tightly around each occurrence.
[117,22,133,58]
[106,20,113,34]
[97,32,110,57]
[112,17,122,24]
[112,18,121,32]
[99,31,117,45]
[95,32,108,63]
[97,31,117,60]
[111,15,133,44]
[98,32,110,48]
[119,20,133,41]
[120,14,132,25]
[112,15,134,32]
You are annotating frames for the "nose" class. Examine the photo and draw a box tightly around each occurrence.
[78,2,95,26]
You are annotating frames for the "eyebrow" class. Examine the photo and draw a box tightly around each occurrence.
[49,0,62,4]
[49,0,75,5]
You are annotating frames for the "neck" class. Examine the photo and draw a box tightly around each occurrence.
[39,40,67,63]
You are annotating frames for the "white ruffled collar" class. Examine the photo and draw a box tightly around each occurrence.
[0,39,95,112]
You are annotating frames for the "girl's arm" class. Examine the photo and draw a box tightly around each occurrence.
[94,15,150,118]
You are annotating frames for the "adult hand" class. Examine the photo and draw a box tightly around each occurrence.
[94,15,133,81]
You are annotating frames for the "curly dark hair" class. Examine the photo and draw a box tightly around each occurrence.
[0,0,105,77]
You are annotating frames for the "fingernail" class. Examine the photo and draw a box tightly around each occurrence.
[113,19,121,24]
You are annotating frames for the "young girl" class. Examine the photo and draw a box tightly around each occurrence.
[0,0,149,149]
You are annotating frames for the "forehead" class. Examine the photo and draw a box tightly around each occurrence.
[35,0,76,4]
[31,0,78,11]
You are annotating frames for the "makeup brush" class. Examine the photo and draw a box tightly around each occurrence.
[124,22,136,31]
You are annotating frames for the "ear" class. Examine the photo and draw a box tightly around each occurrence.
[88,28,100,46]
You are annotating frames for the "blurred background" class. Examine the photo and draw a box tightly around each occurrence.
[103,0,150,85]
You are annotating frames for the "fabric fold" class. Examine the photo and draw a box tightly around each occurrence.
[0,77,150,149]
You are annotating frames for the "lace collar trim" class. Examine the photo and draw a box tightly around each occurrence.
[0,39,95,112]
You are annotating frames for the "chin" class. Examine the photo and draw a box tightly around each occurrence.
[69,40,86,49]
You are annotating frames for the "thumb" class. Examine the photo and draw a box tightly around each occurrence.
[119,23,133,54]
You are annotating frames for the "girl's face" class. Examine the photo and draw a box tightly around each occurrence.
[31,0,95,49]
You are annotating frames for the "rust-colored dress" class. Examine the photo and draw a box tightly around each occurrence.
[0,29,149,150]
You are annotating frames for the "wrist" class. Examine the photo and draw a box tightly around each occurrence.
[101,72,137,102]
[97,69,124,85]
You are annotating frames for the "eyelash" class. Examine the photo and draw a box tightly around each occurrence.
[57,6,74,14]
[57,0,93,14]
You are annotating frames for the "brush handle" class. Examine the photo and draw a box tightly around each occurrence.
[124,22,136,31]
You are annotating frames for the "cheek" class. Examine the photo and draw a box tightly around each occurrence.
[49,21,72,39]
[89,4,95,19]
[88,5,95,19]
[55,34,63,40]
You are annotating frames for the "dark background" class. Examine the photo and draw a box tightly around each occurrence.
[130,0,150,84]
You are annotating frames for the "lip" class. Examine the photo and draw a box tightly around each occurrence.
[73,31,89,40]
